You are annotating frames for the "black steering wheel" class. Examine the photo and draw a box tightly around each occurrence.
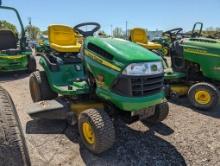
[74,22,101,37]
[163,28,183,42]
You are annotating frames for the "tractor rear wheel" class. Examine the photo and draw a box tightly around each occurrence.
[0,86,31,166]
[27,54,36,73]
[188,82,219,110]
[144,102,169,124]
[78,108,115,154]
[29,70,58,102]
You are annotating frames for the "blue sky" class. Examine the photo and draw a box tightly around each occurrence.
[1,0,220,34]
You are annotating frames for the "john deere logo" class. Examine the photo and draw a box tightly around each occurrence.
[151,64,158,71]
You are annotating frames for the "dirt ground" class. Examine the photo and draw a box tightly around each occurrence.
[0,57,220,166]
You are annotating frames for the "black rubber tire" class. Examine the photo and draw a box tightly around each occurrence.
[145,102,169,124]
[27,54,36,73]
[188,82,220,110]
[29,70,58,102]
[78,108,115,154]
[0,86,31,166]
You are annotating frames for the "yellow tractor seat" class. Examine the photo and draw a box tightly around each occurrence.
[130,28,162,50]
[48,25,81,53]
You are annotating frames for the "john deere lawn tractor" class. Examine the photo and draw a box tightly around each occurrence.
[152,28,183,56]
[28,22,169,154]
[163,22,220,110]
[0,2,36,73]
[129,23,220,110]
[35,34,50,55]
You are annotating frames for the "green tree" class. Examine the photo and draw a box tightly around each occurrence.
[25,25,40,40]
[41,30,48,35]
[98,30,108,37]
[113,27,125,38]
[0,20,18,34]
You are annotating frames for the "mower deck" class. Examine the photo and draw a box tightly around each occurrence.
[0,53,29,72]
[164,69,186,80]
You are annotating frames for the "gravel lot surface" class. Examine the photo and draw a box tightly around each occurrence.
[0,57,220,166]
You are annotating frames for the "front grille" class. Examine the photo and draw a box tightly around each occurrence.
[112,73,164,97]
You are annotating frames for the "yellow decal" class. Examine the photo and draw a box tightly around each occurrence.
[84,49,121,71]
[0,55,25,59]
[184,48,220,58]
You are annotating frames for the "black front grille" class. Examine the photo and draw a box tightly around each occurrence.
[112,73,164,97]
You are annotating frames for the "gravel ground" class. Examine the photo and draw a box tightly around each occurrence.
[0,57,220,166]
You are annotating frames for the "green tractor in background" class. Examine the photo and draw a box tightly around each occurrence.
[152,28,183,56]
[35,34,50,55]
[163,22,220,110]
[0,2,36,73]
[130,22,220,110]
[28,22,169,154]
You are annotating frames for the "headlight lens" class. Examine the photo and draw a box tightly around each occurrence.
[122,62,163,76]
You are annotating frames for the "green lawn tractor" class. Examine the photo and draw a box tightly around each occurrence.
[35,34,50,55]
[152,28,183,56]
[28,22,169,154]
[0,2,36,73]
[164,22,220,110]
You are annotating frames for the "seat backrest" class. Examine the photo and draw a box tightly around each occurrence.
[0,30,17,50]
[48,25,77,49]
[130,28,148,44]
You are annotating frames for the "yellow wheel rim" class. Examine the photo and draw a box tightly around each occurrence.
[82,122,95,144]
[162,47,169,56]
[195,90,211,105]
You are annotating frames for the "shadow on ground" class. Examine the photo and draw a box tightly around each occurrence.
[0,71,30,82]
[169,97,220,119]
[26,119,186,166]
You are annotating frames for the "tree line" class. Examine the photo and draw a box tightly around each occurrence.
[1,20,220,40]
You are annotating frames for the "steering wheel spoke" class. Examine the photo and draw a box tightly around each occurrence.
[163,28,183,42]
[74,22,101,37]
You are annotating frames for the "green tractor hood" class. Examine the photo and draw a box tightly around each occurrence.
[182,37,220,80]
[85,37,162,68]
[83,37,165,112]
[183,37,220,51]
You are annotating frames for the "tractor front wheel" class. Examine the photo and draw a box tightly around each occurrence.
[188,82,219,110]
[78,108,115,154]
[29,71,58,102]
[144,102,169,124]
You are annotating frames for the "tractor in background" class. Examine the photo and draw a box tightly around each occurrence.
[0,2,36,73]
[164,22,220,110]
[129,23,220,110]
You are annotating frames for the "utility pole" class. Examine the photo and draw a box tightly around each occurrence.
[110,24,113,37]
[125,21,128,40]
